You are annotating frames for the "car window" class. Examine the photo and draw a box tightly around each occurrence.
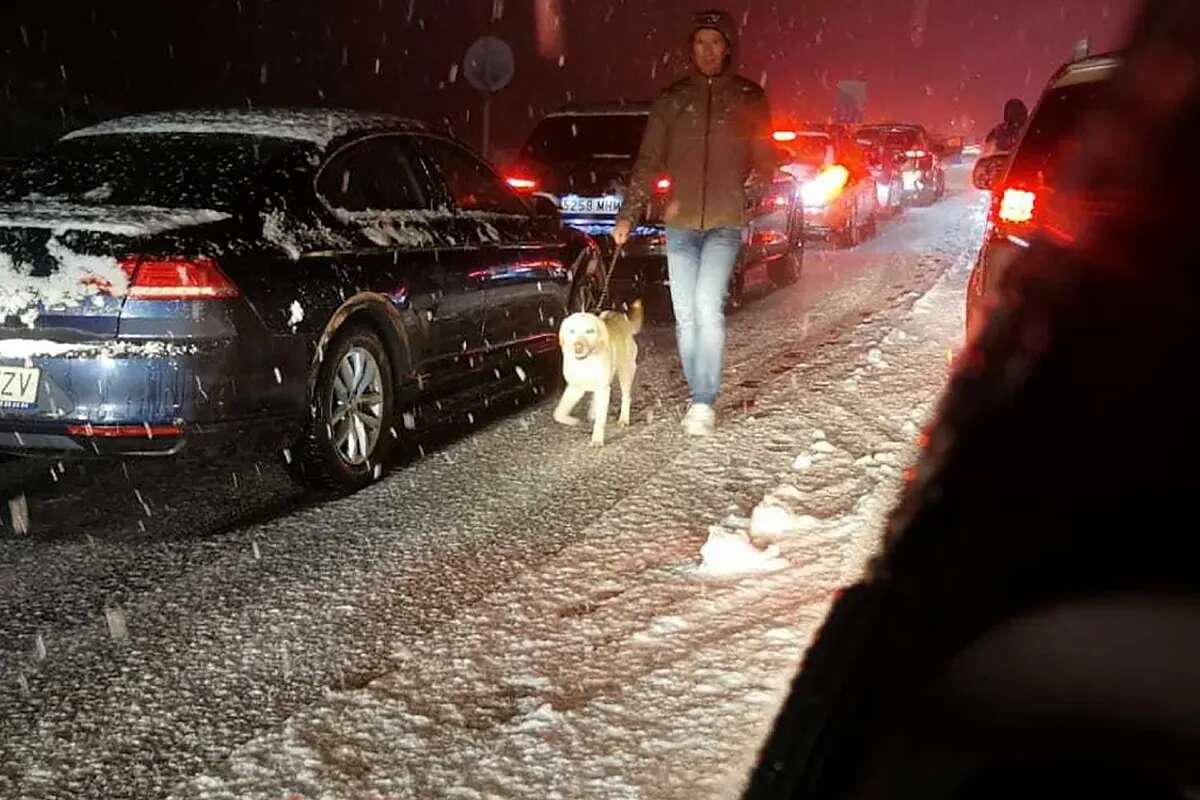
[0,133,294,212]
[783,136,832,166]
[420,138,529,215]
[317,135,433,213]
[521,114,648,163]
[1009,81,1107,187]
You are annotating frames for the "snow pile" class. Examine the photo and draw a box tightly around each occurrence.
[749,487,821,538]
[696,526,788,576]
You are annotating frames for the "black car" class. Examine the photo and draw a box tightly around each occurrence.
[967,53,1121,341]
[506,102,802,317]
[0,109,597,489]
[856,123,946,206]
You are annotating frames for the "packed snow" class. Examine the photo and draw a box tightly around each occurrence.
[168,189,983,800]
[0,169,987,800]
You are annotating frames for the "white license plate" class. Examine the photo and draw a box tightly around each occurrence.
[0,365,39,408]
[560,194,622,215]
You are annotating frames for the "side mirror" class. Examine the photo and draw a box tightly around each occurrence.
[972,154,1009,192]
[530,192,561,222]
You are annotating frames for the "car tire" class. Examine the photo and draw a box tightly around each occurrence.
[863,209,879,240]
[769,250,802,288]
[770,210,804,288]
[838,204,859,249]
[726,266,746,311]
[288,324,396,491]
[570,250,607,314]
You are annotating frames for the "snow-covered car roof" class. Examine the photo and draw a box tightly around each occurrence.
[1051,52,1121,88]
[545,102,652,118]
[62,109,427,148]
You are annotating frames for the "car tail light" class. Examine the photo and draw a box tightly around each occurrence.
[67,423,183,438]
[655,176,672,194]
[772,130,798,142]
[505,175,538,192]
[998,187,1037,224]
[800,164,850,207]
[119,257,240,300]
[905,149,928,159]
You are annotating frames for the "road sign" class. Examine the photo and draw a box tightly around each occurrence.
[464,36,515,93]
[463,36,515,160]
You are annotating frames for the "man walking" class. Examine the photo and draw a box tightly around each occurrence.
[613,9,776,436]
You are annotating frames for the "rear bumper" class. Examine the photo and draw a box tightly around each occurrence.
[0,415,302,458]
[802,204,850,240]
[0,337,308,459]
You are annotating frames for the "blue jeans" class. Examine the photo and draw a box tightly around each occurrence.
[665,227,742,406]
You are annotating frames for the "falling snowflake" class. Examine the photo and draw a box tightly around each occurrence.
[104,606,129,642]
[8,494,29,534]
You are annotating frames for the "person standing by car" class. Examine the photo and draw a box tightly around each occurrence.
[982,97,1029,155]
[612,8,777,436]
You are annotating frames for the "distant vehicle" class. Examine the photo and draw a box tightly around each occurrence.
[856,123,946,206]
[507,103,803,317]
[773,126,879,247]
[967,54,1122,341]
[933,133,966,165]
[0,109,596,489]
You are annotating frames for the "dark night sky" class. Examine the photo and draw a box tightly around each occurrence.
[0,0,1139,157]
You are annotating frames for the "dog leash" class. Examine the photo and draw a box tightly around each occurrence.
[592,244,623,313]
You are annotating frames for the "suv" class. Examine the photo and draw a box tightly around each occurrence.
[856,123,946,206]
[506,103,803,316]
[966,53,1122,341]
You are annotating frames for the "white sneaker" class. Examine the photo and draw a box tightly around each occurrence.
[683,403,716,436]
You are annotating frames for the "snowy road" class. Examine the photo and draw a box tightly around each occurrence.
[0,168,987,800]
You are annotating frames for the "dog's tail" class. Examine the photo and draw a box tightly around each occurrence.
[628,299,644,336]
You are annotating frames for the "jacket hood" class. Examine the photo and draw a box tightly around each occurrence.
[689,9,738,73]
[1003,98,1029,126]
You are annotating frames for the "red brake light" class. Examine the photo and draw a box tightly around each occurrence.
[505,175,538,192]
[772,130,798,142]
[800,164,850,207]
[119,257,240,301]
[655,176,672,193]
[998,188,1037,224]
[66,423,182,438]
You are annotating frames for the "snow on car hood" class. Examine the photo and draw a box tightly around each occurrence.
[0,201,231,236]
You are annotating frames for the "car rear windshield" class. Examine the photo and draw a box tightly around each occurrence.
[883,130,921,150]
[1009,79,1108,186]
[0,133,296,211]
[783,136,831,166]
[522,114,648,163]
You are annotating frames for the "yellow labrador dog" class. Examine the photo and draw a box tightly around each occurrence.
[554,301,643,446]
